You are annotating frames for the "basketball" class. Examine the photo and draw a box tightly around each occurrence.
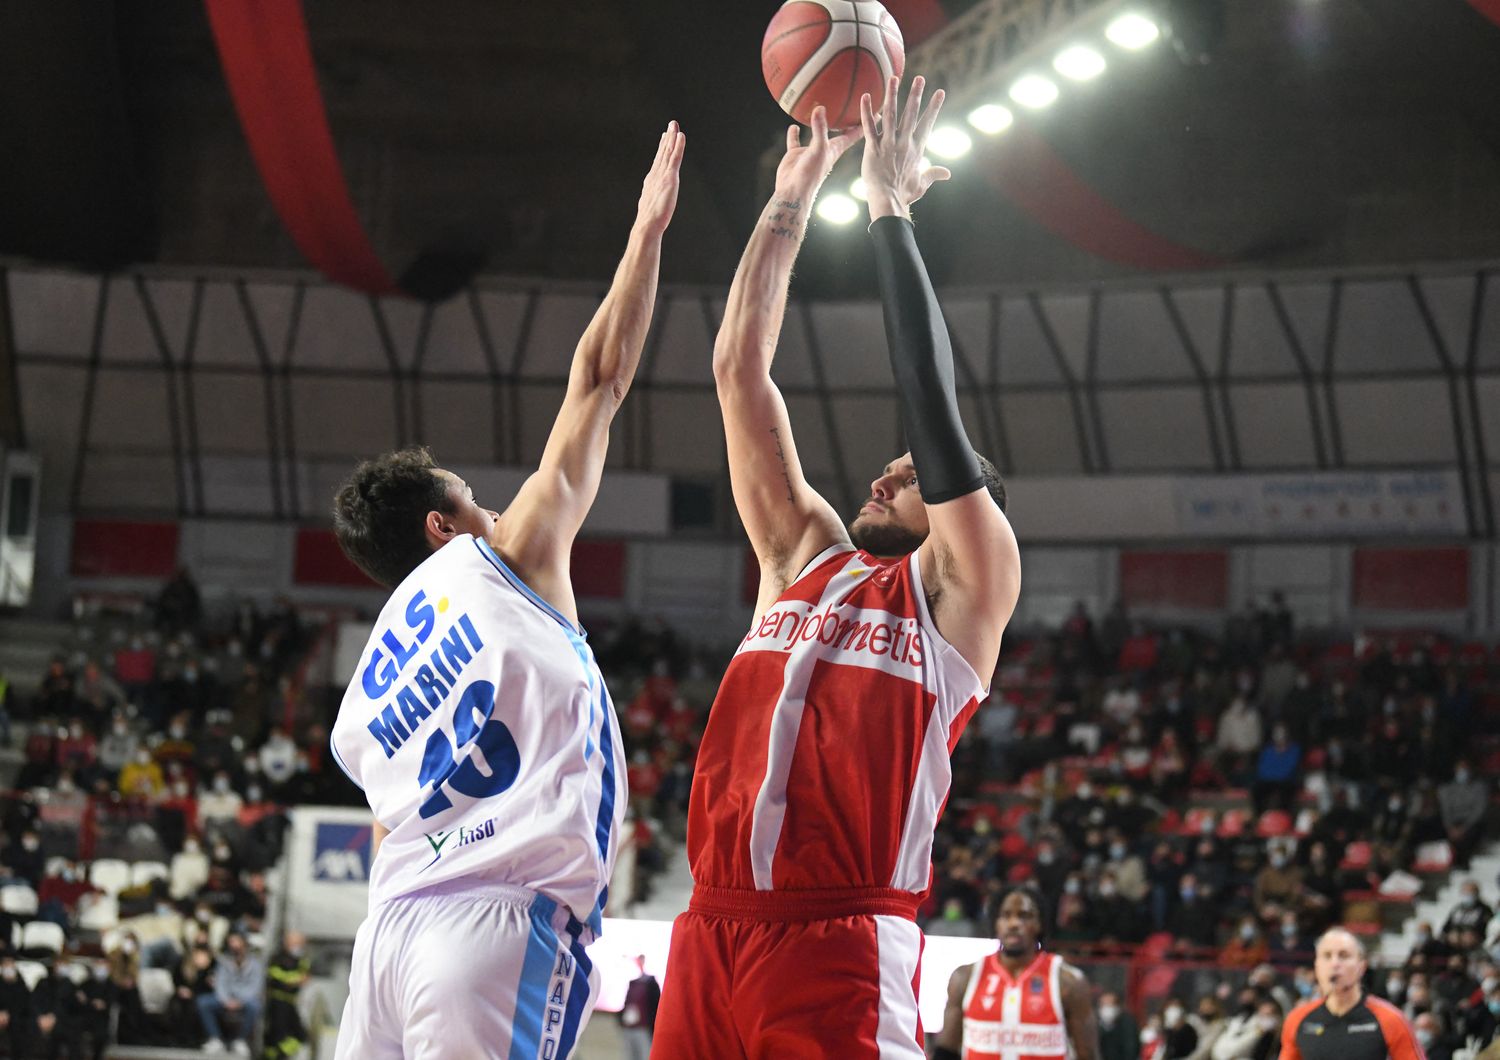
[762,0,905,128]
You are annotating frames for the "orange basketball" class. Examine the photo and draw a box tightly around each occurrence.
[762,0,905,128]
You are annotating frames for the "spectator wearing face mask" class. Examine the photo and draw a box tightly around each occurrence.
[37,858,98,920]
[1414,1010,1454,1060]
[258,727,299,788]
[109,932,151,1044]
[1098,991,1140,1060]
[198,772,244,831]
[1253,724,1302,815]
[1161,999,1199,1060]
[0,953,32,1058]
[1439,760,1489,869]
[97,715,139,777]
[2,829,44,887]
[198,931,264,1055]
[30,955,84,1059]
[79,959,113,1058]
[1271,913,1310,968]
[1186,997,1227,1060]
[1223,919,1271,969]
[1254,844,1304,918]
[1443,881,1492,937]
[1211,990,1268,1060]
[1093,871,1145,943]
[1170,874,1219,951]
[119,747,165,798]
[1054,873,1097,943]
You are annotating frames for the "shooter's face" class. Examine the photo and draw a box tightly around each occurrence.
[849,452,929,557]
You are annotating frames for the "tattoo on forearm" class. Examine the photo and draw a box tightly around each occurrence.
[768,198,804,240]
[769,427,796,502]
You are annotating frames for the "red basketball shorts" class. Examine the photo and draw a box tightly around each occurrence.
[650,887,925,1059]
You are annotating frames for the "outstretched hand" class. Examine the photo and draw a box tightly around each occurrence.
[774,105,862,201]
[637,121,687,237]
[860,75,949,221]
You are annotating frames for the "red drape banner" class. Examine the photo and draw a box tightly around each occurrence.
[204,0,402,296]
[1468,0,1500,27]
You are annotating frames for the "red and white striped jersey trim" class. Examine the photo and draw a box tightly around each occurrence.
[687,544,985,895]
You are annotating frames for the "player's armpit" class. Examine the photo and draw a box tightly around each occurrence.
[371,818,390,857]
[936,964,970,1051]
[715,367,848,597]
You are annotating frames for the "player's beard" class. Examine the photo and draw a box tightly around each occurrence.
[848,515,925,558]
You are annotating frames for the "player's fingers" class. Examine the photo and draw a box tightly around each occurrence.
[901,76,926,140]
[670,130,686,168]
[880,75,898,137]
[913,90,945,151]
[859,93,877,144]
[811,105,829,143]
[922,166,952,192]
[787,124,802,152]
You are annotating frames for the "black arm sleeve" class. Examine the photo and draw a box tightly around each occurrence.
[869,215,985,505]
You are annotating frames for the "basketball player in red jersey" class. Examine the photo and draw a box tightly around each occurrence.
[935,886,1100,1060]
[651,77,1020,1058]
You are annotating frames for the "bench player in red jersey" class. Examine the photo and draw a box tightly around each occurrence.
[651,77,1021,1058]
[934,886,1099,1060]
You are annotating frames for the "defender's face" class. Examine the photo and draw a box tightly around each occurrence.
[435,470,499,542]
[848,453,930,556]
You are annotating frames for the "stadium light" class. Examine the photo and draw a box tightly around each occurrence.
[1053,44,1107,81]
[967,103,1015,135]
[1106,12,1161,49]
[1009,74,1059,110]
[816,193,860,224]
[927,126,973,160]
[850,178,868,201]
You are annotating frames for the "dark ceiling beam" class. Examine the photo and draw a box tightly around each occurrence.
[0,272,23,449]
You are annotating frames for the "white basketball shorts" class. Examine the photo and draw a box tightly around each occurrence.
[334,881,599,1060]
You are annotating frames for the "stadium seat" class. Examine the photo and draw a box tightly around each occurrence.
[138,967,175,1014]
[42,857,70,878]
[169,851,210,900]
[1413,841,1453,873]
[21,920,66,956]
[1179,808,1214,837]
[15,960,47,991]
[0,884,39,917]
[1340,841,1372,871]
[1218,809,1249,838]
[130,860,171,888]
[1255,810,1293,838]
[76,892,119,933]
[88,858,131,896]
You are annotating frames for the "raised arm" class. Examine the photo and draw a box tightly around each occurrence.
[494,124,685,610]
[713,107,859,609]
[860,77,1020,684]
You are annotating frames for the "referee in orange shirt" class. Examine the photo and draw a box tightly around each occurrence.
[1282,927,1426,1060]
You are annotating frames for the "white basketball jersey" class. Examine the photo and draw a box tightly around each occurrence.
[330,534,625,934]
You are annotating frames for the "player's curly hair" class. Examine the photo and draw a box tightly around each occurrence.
[333,447,454,589]
[993,883,1049,946]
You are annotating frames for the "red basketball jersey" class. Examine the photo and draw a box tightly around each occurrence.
[686,545,985,894]
[961,952,1069,1060]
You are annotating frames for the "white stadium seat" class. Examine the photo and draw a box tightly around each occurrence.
[130,860,171,888]
[0,884,39,917]
[21,920,66,955]
[88,858,131,896]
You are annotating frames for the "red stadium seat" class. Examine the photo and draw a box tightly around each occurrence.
[1339,841,1372,871]
[1180,808,1214,837]
[1218,809,1249,838]
[1255,810,1293,838]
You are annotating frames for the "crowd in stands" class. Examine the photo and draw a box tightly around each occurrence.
[0,569,323,1055]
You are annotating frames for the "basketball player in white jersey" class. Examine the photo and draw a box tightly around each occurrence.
[935,886,1099,1060]
[325,122,684,1060]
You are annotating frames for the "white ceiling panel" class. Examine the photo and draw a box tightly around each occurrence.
[1228,382,1319,469]
[1097,387,1214,470]
[1335,379,1454,464]
[8,270,100,356]
[1334,280,1442,374]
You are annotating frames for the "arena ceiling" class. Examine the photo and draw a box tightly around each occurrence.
[1,0,1498,538]
[2,0,1500,293]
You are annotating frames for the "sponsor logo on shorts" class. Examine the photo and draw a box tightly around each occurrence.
[419,817,497,871]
